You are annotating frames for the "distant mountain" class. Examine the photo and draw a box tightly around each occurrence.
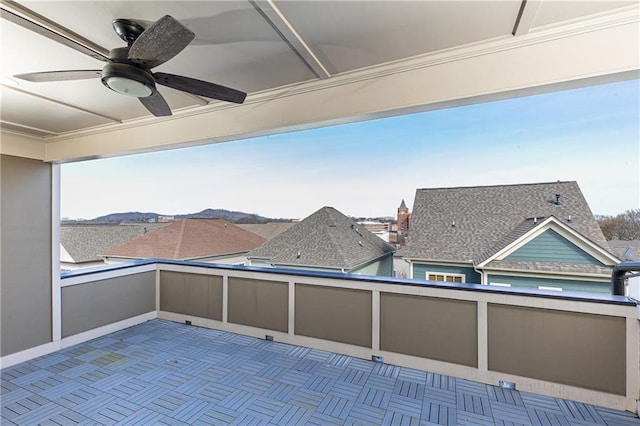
[91,209,287,224]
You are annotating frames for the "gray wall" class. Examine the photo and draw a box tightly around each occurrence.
[1,155,53,356]
[228,277,288,332]
[160,271,223,320]
[62,271,155,337]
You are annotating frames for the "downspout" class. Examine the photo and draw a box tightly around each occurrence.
[611,261,640,296]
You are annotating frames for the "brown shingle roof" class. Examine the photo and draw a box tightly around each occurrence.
[237,222,295,240]
[247,206,394,270]
[103,219,266,260]
[399,181,608,264]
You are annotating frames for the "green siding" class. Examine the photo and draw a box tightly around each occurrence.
[487,274,610,294]
[505,229,604,265]
[413,263,481,284]
[352,256,393,277]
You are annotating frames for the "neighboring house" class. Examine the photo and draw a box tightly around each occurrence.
[398,181,620,293]
[236,222,295,240]
[246,206,395,276]
[608,240,640,261]
[60,223,167,270]
[102,219,266,264]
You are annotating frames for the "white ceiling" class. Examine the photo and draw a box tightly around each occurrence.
[0,1,638,159]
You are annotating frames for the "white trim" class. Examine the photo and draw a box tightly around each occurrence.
[0,311,156,369]
[538,286,563,292]
[288,280,295,337]
[60,263,157,287]
[372,290,380,352]
[51,164,61,341]
[489,282,512,288]
[477,216,620,268]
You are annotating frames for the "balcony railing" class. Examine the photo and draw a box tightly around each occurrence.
[3,259,639,413]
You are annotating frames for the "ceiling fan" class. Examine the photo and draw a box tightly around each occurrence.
[13,15,247,117]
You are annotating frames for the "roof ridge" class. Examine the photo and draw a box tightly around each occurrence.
[173,219,187,258]
[416,181,575,191]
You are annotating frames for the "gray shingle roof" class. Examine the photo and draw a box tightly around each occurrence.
[608,240,640,261]
[61,223,167,263]
[399,181,609,264]
[247,206,394,270]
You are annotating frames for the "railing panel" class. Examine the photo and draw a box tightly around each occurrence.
[160,271,222,320]
[228,277,288,332]
[488,303,626,395]
[295,284,372,347]
[380,293,478,367]
[61,271,155,337]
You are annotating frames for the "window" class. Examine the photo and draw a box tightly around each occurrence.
[427,273,464,283]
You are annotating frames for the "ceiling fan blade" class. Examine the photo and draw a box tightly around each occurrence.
[155,73,247,104]
[139,91,172,117]
[128,15,195,69]
[14,70,102,82]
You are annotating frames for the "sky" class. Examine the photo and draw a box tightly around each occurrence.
[61,79,640,221]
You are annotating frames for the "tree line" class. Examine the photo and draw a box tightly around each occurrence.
[597,209,640,240]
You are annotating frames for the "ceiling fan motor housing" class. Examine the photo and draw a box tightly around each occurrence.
[101,47,156,97]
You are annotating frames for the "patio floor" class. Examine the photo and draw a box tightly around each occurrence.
[1,319,638,425]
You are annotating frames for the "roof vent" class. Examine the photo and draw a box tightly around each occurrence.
[533,217,537,224]
[296,250,301,258]
[567,215,572,223]
[451,221,456,228]
[555,194,561,205]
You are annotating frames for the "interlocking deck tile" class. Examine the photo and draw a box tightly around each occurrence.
[394,379,426,399]
[272,404,314,424]
[43,408,88,425]
[318,394,355,420]
[357,386,392,409]
[340,367,370,386]
[193,406,240,425]
[347,358,375,373]
[596,408,640,426]
[294,358,323,374]
[487,386,525,406]
[422,401,457,425]
[1,388,33,407]
[11,402,67,425]
[263,381,299,402]
[145,391,191,416]
[197,383,234,404]
[489,400,532,425]
[89,371,130,391]
[271,354,300,369]
[388,393,423,418]
[305,375,336,393]
[88,399,140,423]
[308,410,347,425]
[383,409,421,425]
[127,383,170,406]
[244,395,286,421]
[520,392,563,412]
[220,388,258,412]
[327,353,352,368]
[219,370,250,387]
[426,372,456,391]
[365,372,396,392]
[398,367,427,384]
[287,346,312,358]
[457,391,492,416]
[316,364,346,380]
[279,369,312,387]
[372,363,401,378]
[257,363,285,380]
[52,385,101,409]
[244,375,276,395]
[170,398,212,423]
[290,387,326,410]
[305,349,333,362]
[347,401,387,424]
[556,399,606,424]
[526,407,572,426]
[10,369,52,386]
[329,381,362,401]
[39,379,83,400]
[116,407,165,425]
[32,354,71,369]
[45,358,84,375]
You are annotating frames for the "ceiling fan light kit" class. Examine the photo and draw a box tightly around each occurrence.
[14,15,247,116]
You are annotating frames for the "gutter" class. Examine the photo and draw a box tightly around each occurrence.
[611,261,640,296]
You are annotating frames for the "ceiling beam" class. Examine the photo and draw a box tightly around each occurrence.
[0,0,109,61]
[249,0,331,79]
[3,84,122,123]
[512,0,542,36]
